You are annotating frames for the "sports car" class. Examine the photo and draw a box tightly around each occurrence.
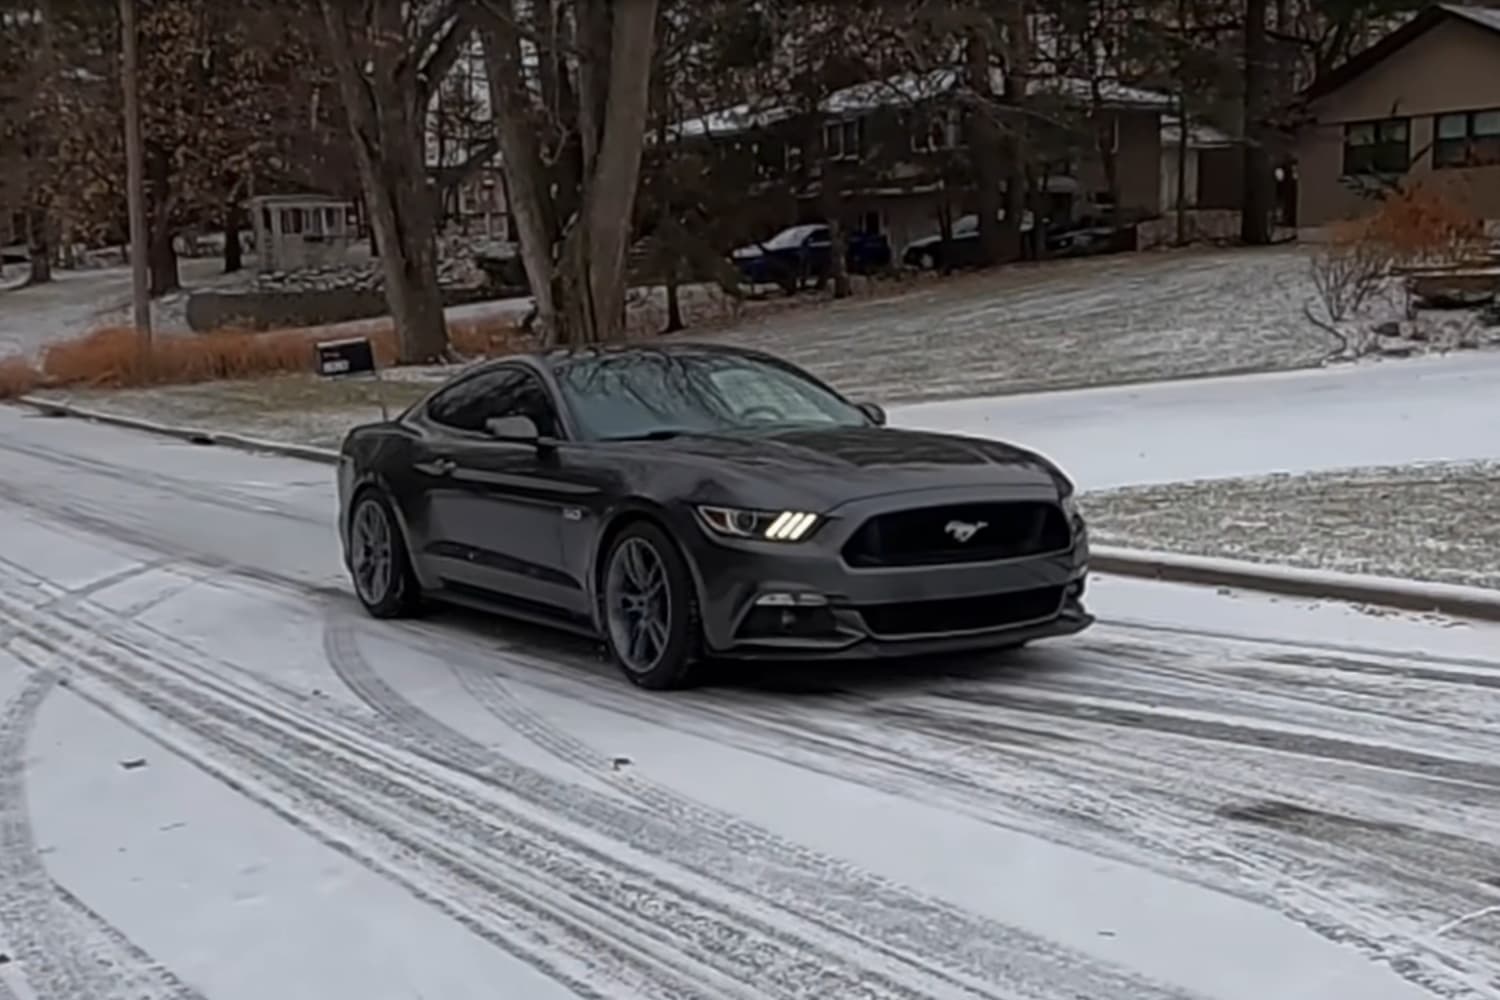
[337,343,1091,688]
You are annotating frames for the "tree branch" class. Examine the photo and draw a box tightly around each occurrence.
[416,8,475,106]
[431,136,498,190]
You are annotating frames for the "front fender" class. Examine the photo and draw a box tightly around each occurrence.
[343,462,440,592]
[587,499,709,634]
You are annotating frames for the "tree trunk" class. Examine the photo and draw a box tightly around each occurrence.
[25,204,52,286]
[576,0,659,340]
[1241,0,1273,245]
[223,199,244,273]
[148,226,179,296]
[966,29,1006,266]
[478,2,562,342]
[1176,0,1190,245]
[1000,1,1029,261]
[663,255,683,334]
[318,0,449,363]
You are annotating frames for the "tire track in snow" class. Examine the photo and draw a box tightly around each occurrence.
[0,670,207,1000]
[333,618,1197,1000]
[0,596,715,1000]
[5,583,1146,1000]
[938,685,1500,788]
[0,436,320,528]
[0,672,88,1000]
[1099,617,1500,673]
[401,629,1499,998]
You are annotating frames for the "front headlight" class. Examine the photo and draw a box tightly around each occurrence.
[696,505,821,542]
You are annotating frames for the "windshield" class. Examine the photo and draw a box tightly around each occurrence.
[763,224,825,250]
[553,351,868,440]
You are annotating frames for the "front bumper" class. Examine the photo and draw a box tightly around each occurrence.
[679,485,1092,660]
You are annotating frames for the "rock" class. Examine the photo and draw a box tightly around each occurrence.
[1378,342,1415,357]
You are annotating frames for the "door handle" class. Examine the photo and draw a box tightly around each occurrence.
[415,457,457,476]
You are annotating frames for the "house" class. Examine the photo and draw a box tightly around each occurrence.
[1160,114,1241,212]
[670,69,1171,256]
[1296,4,1500,229]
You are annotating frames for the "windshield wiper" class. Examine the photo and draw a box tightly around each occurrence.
[602,428,692,441]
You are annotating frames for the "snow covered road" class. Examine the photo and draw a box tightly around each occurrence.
[1,405,1498,1000]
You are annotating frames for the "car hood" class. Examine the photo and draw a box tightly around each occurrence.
[631,425,1065,508]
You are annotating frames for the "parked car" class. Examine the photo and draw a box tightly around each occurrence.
[901,211,1034,271]
[338,343,1092,689]
[730,223,892,291]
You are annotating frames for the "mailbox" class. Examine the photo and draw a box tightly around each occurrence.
[315,337,376,377]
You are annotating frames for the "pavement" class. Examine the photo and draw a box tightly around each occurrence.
[2,401,1497,999]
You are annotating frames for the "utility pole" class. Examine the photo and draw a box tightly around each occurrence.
[120,0,151,339]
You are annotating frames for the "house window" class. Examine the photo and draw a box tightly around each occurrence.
[910,111,959,153]
[1434,109,1500,168]
[1343,118,1410,175]
[823,118,862,160]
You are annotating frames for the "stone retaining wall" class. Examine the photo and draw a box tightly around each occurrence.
[185,285,497,332]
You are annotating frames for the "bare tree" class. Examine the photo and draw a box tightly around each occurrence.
[477,0,660,346]
[318,0,472,362]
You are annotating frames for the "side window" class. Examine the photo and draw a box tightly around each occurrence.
[426,369,525,433]
[505,373,563,438]
[425,367,563,438]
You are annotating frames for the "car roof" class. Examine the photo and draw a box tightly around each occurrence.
[463,341,789,376]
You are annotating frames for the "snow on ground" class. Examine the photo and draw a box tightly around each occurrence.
[1086,460,1500,590]
[2,406,1500,999]
[895,349,1500,491]
[697,244,1333,402]
[0,258,235,359]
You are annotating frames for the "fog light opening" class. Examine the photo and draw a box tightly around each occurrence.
[753,592,829,607]
[738,597,838,640]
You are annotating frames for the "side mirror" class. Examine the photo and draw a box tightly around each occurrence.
[858,401,887,426]
[484,414,539,444]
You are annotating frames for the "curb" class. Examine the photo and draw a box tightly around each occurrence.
[12,396,1499,623]
[1092,545,1500,623]
[13,395,339,466]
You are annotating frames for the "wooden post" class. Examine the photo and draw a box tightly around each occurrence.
[120,0,151,340]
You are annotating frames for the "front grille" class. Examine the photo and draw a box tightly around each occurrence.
[842,501,1071,567]
[855,585,1066,638]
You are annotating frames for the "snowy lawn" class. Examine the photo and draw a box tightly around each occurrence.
[1085,460,1500,591]
[694,244,1332,402]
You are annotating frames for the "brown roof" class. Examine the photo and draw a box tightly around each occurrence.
[1303,4,1500,101]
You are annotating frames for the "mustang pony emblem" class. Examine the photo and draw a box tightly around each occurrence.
[944,519,988,543]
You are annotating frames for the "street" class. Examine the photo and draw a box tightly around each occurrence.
[1,404,1498,1000]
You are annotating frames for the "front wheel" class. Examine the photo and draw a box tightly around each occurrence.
[600,522,702,690]
[347,491,422,618]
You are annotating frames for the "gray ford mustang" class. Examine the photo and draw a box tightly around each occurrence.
[337,343,1092,688]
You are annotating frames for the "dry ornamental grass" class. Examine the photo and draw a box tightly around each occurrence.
[0,315,524,400]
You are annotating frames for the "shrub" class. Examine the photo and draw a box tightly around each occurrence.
[31,317,524,393]
[1366,182,1488,270]
[1309,219,1392,325]
[0,356,41,399]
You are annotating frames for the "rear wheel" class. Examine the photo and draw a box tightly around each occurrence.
[600,522,702,690]
[348,491,422,618]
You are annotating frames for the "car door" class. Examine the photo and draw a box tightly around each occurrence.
[804,225,832,281]
[417,366,591,617]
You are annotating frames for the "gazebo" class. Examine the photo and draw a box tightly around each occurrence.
[248,193,355,273]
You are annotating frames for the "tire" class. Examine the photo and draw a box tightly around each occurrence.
[919,251,937,271]
[347,490,423,619]
[599,521,703,690]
